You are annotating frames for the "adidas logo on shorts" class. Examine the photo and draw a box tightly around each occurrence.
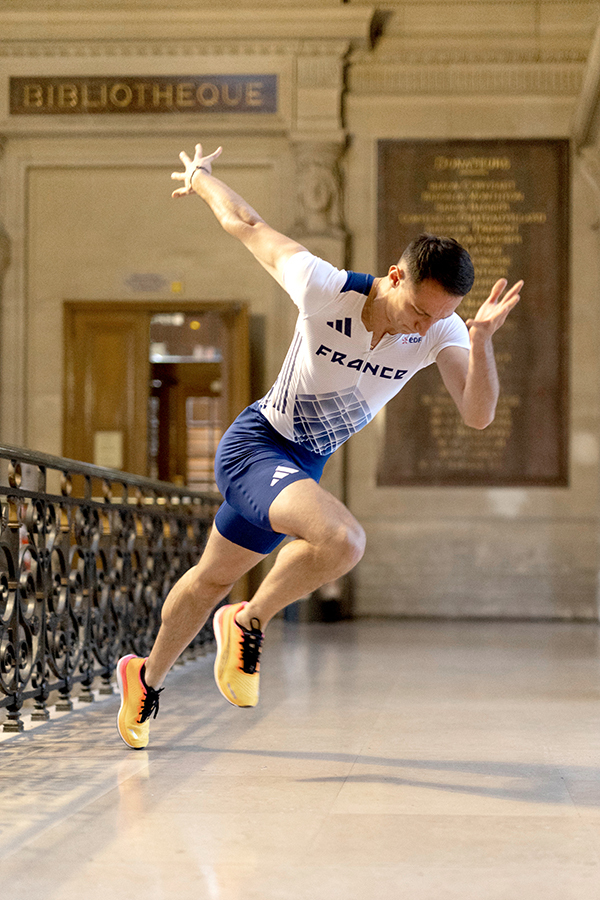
[270,465,299,487]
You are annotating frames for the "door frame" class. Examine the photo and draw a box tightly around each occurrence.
[63,299,250,475]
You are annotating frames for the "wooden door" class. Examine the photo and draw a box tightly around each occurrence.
[63,307,149,475]
[63,301,249,478]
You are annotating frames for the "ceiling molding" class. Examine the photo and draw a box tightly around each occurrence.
[0,7,375,45]
[0,40,353,59]
[351,63,584,96]
[573,15,600,145]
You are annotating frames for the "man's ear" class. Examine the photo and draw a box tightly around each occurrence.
[388,264,404,287]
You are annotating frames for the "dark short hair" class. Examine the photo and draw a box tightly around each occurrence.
[400,233,474,297]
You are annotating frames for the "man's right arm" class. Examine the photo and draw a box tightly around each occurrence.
[172,143,306,290]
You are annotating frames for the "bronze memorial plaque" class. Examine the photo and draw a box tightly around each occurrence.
[377,139,569,487]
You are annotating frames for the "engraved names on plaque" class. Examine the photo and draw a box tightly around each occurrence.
[377,140,569,486]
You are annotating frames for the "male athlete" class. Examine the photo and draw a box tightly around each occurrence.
[116,143,522,749]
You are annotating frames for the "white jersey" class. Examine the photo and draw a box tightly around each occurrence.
[259,251,470,456]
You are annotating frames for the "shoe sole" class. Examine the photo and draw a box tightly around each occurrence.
[116,654,145,749]
[213,605,253,708]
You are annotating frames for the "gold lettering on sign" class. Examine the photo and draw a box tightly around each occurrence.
[134,83,149,106]
[197,83,219,107]
[398,160,548,321]
[24,84,43,107]
[10,75,278,115]
[222,82,242,107]
[110,83,133,108]
[152,83,173,107]
[246,81,264,107]
[58,84,78,108]
[398,155,548,473]
[176,82,195,107]
[434,156,511,172]
[82,83,108,109]
[377,139,568,486]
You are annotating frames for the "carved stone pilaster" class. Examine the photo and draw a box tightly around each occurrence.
[0,225,11,284]
[292,140,346,241]
[0,136,10,285]
[290,138,349,550]
[579,147,600,227]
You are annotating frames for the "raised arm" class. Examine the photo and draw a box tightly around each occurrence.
[436,278,523,429]
[171,143,305,289]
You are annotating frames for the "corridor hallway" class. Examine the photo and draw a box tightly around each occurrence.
[2,619,600,899]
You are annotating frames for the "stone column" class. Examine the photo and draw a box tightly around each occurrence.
[289,138,353,620]
[577,146,600,619]
[579,146,600,225]
[0,225,10,287]
[285,41,356,619]
[0,137,10,288]
[290,136,349,514]
[0,137,12,436]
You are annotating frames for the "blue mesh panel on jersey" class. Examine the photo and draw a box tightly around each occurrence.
[292,389,372,455]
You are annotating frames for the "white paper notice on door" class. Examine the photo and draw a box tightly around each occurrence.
[94,430,124,470]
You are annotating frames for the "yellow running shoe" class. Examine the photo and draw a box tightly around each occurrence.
[213,602,264,707]
[116,655,163,750]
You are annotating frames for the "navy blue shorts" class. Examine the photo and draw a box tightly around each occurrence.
[214,402,330,554]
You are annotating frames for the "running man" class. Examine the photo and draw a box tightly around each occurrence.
[117,143,522,749]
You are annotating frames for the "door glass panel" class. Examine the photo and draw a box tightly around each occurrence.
[148,312,225,489]
[149,311,223,363]
[186,396,222,492]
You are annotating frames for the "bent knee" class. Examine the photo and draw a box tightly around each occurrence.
[191,564,235,598]
[175,562,235,610]
[327,519,366,571]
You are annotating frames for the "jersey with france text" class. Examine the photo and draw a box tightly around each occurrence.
[259,251,470,456]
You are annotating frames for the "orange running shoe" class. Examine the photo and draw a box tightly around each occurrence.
[116,655,163,750]
[213,602,264,707]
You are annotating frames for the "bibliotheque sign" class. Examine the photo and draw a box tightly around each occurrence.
[10,75,277,115]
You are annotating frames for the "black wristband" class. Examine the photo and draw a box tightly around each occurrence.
[190,165,210,186]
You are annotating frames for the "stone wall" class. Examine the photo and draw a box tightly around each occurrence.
[346,0,600,618]
[0,1,599,618]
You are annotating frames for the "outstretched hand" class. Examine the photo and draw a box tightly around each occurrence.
[171,143,222,198]
[466,278,523,341]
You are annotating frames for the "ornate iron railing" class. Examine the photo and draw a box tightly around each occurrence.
[0,444,220,732]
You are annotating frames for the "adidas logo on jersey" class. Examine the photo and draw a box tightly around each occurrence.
[327,318,352,338]
[270,465,299,487]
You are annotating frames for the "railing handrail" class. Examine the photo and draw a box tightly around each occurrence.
[0,442,221,502]
[0,443,220,733]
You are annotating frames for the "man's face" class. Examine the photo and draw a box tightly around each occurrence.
[389,268,463,337]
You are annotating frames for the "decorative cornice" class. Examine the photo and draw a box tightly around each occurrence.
[0,39,353,59]
[350,63,584,96]
[0,8,375,44]
[360,49,589,66]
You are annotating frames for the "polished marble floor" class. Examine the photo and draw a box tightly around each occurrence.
[2,619,600,899]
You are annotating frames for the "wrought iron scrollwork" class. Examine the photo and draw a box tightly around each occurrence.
[0,445,220,732]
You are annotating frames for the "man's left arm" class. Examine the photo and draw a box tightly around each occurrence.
[436,278,523,430]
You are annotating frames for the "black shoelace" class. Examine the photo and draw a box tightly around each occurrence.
[239,618,264,674]
[138,685,164,724]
